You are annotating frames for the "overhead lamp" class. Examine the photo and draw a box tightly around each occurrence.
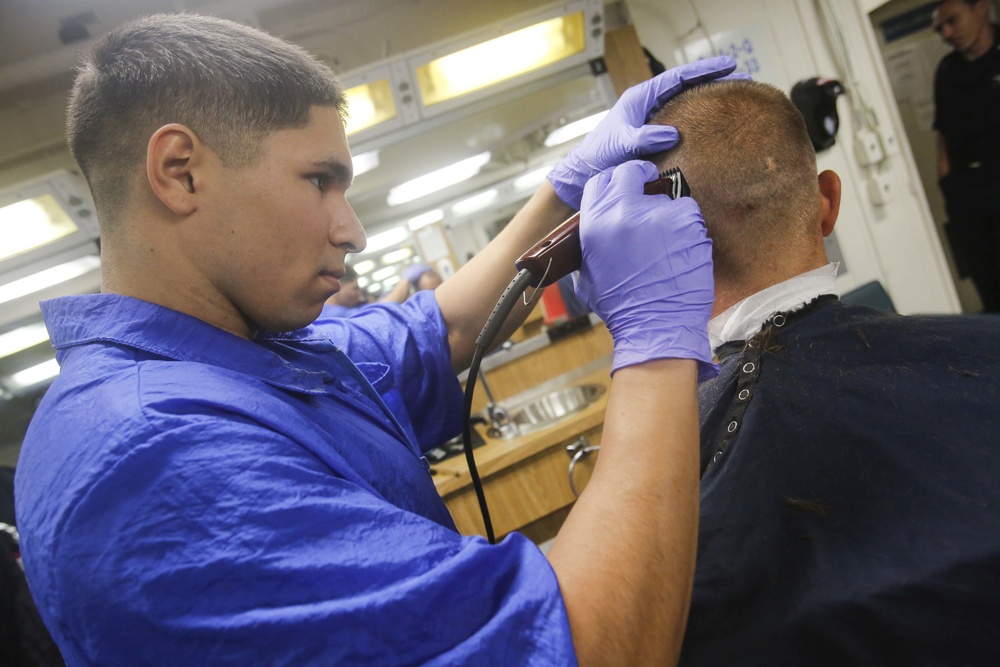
[452,189,499,217]
[353,150,380,177]
[381,247,414,265]
[344,79,398,136]
[387,152,491,206]
[383,275,401,289]
[0,194,80,263]
[514,165,556,192]
[371,266,398,282]
[544,110,609,147]
[357,275,371,288]
[362,226,410,254]
[407,209,445,231]
[0,322,50,359]
[353,259,376,275]
[368,281,383,294]
[5,358,60,392]
[0,254,100,306]
[415,11,587,107]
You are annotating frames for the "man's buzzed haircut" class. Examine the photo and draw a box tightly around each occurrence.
[66,13,347,224]
[650,80,820,285]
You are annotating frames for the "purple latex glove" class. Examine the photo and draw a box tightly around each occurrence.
[548,55,746,210]
[575,160,718,380]
[402,263,432,284]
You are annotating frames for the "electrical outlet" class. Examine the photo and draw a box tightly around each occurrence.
[854,129,885,167]
[868,173,894,206]
[881,132,900,158]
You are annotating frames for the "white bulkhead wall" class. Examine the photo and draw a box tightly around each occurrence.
[625,0,961,314]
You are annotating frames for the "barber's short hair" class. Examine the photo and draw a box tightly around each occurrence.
[650,80,820,285]
[66,13,346,224]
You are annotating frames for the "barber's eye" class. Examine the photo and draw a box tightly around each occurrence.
[307,174,330,191]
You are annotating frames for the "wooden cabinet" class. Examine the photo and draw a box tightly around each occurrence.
[434,365,610,541]
[443,424,602,539]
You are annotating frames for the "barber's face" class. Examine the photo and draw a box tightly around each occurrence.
[207,105,366,333]
[933,0,990,54]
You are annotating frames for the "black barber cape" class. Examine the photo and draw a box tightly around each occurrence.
[681,298,1000,666]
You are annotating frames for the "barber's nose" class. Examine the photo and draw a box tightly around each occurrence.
[330,198,367,253]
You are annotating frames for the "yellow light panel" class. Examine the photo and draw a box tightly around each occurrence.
[417,11,586,107]
[344,79,398,136]
[0,194,79,262]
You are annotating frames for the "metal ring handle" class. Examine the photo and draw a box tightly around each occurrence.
[568,445,601,497]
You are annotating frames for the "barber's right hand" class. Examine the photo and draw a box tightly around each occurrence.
[575,160,718,381]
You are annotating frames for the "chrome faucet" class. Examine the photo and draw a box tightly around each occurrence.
[477,369,519,439]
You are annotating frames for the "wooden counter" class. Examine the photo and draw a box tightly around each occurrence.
[433,363,611,541]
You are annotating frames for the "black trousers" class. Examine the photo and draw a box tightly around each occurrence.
[940,168,1000,313]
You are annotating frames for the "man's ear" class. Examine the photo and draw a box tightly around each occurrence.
[817,170,841,237]
[146,124,203,216]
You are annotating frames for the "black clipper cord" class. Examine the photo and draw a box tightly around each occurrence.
[462,268,534,545]
[461,167,689,544]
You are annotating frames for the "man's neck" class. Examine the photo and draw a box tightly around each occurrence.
[709,263,840,351]
[101,233,258,340]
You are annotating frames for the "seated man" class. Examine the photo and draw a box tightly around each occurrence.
[649,80,1000,665]
[321,264,367,316]
[375,262,444,305]
[403,262,444,292]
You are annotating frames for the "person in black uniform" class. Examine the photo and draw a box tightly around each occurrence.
[932,0,1000,312]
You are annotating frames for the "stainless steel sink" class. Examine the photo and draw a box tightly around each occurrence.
[509,383,606,435]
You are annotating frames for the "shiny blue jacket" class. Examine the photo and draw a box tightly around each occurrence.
[16,292,574,666]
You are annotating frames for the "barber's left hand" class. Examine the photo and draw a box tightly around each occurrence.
[548,55,746,210]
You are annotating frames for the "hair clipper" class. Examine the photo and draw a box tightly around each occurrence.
[515,167,691,288]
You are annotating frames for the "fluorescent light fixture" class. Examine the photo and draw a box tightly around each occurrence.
[544,110,609,147]
[353,150,380,177]
[387,152,491,206]
[0,322,50,359]
[407,209,444,231]
[381,247,414,265]
[363,226,410,254]
[344,79,398,136]
[514,165,555,192]
[353,259,376,275]
[0,254,100,306]
[0,194,80,262]
[415,11,587,107]
[452,189,499,217]
[357,275,371,288]
[5,358,60,392]
[383,275,401,288]
[371,266,398,282]
[368,282,383,294]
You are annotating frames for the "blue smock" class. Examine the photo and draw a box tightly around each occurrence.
[318,303,358,318]
[15,292,575,666]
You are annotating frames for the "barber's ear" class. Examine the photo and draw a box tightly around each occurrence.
[146,124,204,216]
[817,170,841,237]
